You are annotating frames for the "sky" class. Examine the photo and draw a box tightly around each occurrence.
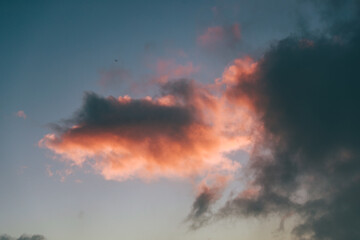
[1,1,360,240]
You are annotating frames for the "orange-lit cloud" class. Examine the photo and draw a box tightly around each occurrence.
[219,57,257,85]
[218,56,260,111]
[40,78,258,182]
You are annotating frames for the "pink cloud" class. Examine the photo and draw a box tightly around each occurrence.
[155,59,200,83]
[197,23,241,49]
[16,110,27,119]
[197,26,225,46]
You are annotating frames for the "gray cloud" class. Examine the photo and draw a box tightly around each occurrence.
[0,234,46,240]
[186,176,230,230]
[190,1,360,239]
[186,188,215,230]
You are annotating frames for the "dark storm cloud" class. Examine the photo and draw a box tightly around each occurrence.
[47,87,196,138]
[74,91,196,130]
[0,234,46,240]
[189,1,360,239]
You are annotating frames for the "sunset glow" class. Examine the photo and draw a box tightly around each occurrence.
[2,1,360,240]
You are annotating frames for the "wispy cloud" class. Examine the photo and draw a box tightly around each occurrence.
[16,110,27,119]
[154,59,200,84]
[98,67,132,87]
[197,23,241,49]
[186,174,231,230]
[0,234,46,240]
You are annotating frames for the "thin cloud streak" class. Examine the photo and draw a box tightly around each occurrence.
[0,234,46,240]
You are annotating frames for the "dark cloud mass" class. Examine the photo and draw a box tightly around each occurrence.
[75,91,195,130]
[210,1,360,239]
[0,235,46,240]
